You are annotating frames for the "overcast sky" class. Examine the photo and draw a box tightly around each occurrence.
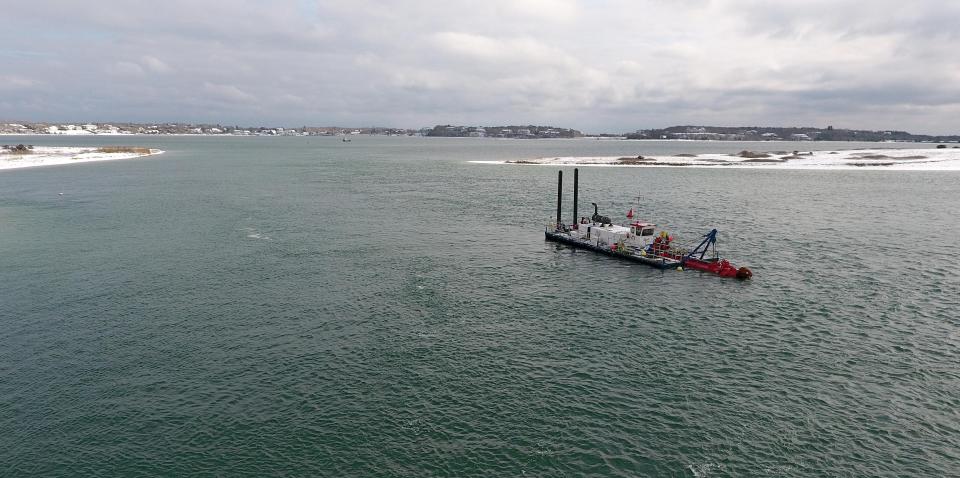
[2,0,959,133]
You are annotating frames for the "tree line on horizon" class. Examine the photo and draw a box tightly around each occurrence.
[626,125,960,142]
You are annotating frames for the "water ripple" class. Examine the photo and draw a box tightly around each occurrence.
[1,138,958,476]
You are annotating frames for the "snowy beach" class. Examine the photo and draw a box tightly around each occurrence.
[471,148,960,171]
[0,146,164,170]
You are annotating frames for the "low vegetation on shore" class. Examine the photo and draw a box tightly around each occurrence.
[96,146,153,154]
[2,144,34,154]
[616,155,655,164]
[734,150,770,159]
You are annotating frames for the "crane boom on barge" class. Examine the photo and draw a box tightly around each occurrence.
[545,169,753,279]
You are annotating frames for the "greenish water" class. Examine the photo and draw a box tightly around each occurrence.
[1,136,958,476]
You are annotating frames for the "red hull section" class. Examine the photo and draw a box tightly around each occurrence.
[683,258,752,279]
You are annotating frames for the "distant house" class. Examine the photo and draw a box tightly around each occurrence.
[671,132,722,140]
[790,133,812,141]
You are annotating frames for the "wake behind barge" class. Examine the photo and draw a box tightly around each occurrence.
[545,169,752,279]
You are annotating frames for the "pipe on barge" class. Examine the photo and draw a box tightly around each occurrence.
[556,170,563,226]
[572,168,578,225]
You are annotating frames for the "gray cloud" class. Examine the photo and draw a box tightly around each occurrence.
[1,0,958,133]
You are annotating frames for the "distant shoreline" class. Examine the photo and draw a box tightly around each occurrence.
[2,133,957,145]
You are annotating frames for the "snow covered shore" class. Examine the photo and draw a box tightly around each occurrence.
[471,148,960,171]
[0,146,164,170]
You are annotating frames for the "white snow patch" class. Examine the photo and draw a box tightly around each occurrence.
[470,148,960,171]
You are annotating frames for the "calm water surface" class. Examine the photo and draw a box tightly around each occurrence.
[1,136,958,476]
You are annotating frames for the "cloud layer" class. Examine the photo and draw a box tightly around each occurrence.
[2,0,958,133]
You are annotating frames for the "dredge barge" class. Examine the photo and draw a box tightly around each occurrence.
[545,169,752,279]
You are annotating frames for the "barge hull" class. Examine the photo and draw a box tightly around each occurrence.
[545,231,679,269]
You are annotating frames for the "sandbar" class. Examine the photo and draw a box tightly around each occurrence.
[0,146,164,171]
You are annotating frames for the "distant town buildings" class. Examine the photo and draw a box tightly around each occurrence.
[0,122,422,137]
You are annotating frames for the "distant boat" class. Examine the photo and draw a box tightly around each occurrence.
[341,136,351,142]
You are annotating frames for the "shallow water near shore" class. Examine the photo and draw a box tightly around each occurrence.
[1,136,958,476]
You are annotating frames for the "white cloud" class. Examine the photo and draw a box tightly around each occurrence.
[0,75,40,90]
[141,56,172,74]
[108,61,145,77]
[502,0,579,23]
[202,82,256,103]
